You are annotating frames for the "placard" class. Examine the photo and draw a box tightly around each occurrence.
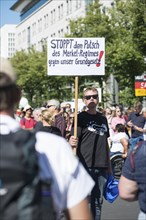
[47,38,105,76]
[135,74,146,97]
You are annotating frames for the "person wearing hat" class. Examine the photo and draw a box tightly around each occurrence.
[20,104,36,130]
[0,57,94,219]
[46,99,66,137]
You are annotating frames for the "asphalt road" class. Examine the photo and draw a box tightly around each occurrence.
[101,197,139,220]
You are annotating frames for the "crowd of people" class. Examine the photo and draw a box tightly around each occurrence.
[0,57,146,220]
[15,100,74,141]
[15,96,146,150]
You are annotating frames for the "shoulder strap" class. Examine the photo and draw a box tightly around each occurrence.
[21,117,26,125]
[130,141,144,172]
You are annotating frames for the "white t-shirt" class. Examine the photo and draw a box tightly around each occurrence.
[0,115,95,211]
[110,132,129,153]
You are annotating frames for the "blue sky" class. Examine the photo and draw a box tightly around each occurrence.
[0,0,19,27]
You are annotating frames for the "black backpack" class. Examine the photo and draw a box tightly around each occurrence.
[0,129,56,220]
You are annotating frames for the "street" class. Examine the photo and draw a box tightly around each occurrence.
[101,197,139,220]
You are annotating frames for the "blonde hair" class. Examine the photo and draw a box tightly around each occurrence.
[41,109,54,125]
[142,107,146,112]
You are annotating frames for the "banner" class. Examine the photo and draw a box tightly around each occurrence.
[135,74,146,97]
[47,38,105,76]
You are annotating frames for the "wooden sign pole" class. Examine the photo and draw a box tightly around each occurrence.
[73,76,78,154]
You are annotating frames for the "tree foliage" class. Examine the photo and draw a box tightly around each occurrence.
[11,48,75,106]
[11,0,145,107]
[67,0,145,105]
[106,0,145,90]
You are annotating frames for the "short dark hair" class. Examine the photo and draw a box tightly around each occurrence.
[134,101,142,108]
[0,72,21,111]
[115,123,125,132]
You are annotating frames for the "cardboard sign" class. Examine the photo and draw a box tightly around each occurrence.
[47,38,105,76]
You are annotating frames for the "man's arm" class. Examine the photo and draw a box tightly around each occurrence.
[65,198,92,220]
[119,175,138,201]
[133,125,146,133]
[120,138,129,158]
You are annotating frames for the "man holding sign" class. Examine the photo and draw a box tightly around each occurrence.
[69,87,111,220]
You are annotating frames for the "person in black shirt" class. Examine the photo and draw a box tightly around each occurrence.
[119,140,146,220]
[127,101,145,149]
[46,99,66,137]
[40,109,62,136]
[69,87,111,220]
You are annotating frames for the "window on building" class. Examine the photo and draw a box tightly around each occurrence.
[61,29,64,37]
[66,0,72,15]
[44,15,46,29]
[22,30,26,42]
[66,0,69,15]
[51,9,56,24]
[53,9,55,23]
[18,33,21,45]
[44,14,49,29]
[27,27,31,47]
[58,4,63,20]
[32,22,36,36]
[58,6,60,20]
[40,18,42,32]
[46,14,49,28]
[66,26,70,35]
[76,0,82,9]
[38,19,42,32]
[51,11,53,24]
[61,4,63,18]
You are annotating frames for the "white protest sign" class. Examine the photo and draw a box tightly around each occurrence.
[47,38,105,76]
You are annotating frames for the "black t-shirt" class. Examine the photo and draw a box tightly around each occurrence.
[72,111,110,168]
[34,121,43,132]
[39,126,62,136]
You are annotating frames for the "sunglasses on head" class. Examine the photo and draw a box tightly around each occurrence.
[84,94,98,100]
[47,105,54,108]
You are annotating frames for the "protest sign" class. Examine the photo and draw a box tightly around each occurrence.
[47,38,105,146]
[47,38,105,76]
[135,74,146,96]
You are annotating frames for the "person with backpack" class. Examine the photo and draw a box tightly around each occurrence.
[119,140,146,220]
[0,57,95,220]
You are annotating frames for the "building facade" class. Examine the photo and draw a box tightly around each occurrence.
[0,24,16,58]
[10,0,113,52]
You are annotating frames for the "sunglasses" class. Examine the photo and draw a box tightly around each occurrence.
[47,105,54,108]
[84,94,98,100]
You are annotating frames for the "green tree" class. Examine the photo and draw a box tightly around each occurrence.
[11,48,48,106]
[67,0,145,105]
[11,48,75,106]
[106,0,145,92]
